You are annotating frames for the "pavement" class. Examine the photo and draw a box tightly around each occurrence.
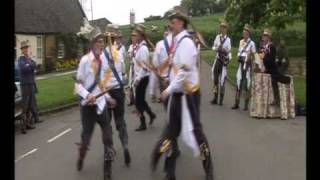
[36,70,76,80]
[15,60,306,180]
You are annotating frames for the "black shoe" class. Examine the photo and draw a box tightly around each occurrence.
[26,125,36,129]
[219,94,224,106]
[135,125,147,131]
[176,149,181,158]
[231,104,239,109]
[77,158,83,171]
[104,176,111,180]
[205,175,214,180]
[210,99,217,105]
[165,175,176,180]
[104,160,112,180]
[21,129,27,134]
[35,119,43,123]
[149,113,156,125]
[124,149,131,167]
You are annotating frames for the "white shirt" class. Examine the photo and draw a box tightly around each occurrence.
[118,44,127,74]
[75,51,111,113]
[153,34,173,77]
[165,30,199,94]
[133,40,150,81]
[118,44,126,60]
[237,38,256,57]
[127,44,134,65]
[212,34,232,59]
[103,45,124,89]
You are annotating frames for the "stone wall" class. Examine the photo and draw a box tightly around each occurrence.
[288,59,306,77]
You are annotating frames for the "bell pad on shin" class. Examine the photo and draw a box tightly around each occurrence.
[199,143,211,160]
[104,147,116,161]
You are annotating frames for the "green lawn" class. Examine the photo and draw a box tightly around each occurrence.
[200,49,306,106]
[293,76,306,107]
[36,73,78,111]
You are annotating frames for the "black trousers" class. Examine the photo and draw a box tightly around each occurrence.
[135,76,153,118]
[21,84,39,123]
[159,77,169,109]
[212,59,226,99]
[108,88,129,149]
[159,91,213,177]
[213,59,223,89]
[80,105,114,158]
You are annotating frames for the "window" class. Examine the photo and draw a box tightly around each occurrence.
[57,41,65,59]
[77,43,83,57]
[36,36,43,59]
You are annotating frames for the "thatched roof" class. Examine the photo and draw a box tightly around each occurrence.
[89,18,112,33]
[15,0,87,34]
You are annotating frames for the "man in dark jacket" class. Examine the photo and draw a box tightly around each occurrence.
[260,29,291,106]
[276,39,289,75]
[18,41,42,134]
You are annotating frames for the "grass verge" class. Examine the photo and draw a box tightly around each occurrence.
[36,73,77,111]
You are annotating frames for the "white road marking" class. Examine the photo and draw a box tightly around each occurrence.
[47,128,72,143]
[15,148,38,162]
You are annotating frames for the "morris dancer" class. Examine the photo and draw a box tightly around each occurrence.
[75,24,116,180]
[131,24,156,131]
[231,24,256,110]
[210,19,231,106]
[151,11,214,180]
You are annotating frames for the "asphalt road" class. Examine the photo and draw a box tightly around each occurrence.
[15,60,306,180]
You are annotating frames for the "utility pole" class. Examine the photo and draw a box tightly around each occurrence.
[91,0,93,20]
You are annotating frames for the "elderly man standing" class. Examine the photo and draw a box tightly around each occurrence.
[260,28,291,106]
[18,41,42,134]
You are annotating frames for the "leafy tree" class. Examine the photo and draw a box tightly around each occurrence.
[224,0,306,32]
[181,0,226,16]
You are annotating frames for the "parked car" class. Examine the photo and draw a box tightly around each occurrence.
[15,61,23,119]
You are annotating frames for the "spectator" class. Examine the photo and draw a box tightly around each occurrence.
[18,41,43,134]
[276,39,289,75]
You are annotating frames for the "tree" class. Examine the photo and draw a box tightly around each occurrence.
[224,0,306,32]
[181,0,226,16]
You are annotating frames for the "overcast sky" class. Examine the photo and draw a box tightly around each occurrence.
[79,0,181,25]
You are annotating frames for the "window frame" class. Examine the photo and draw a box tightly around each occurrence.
[57,41,65,59]
[36,35,43,59]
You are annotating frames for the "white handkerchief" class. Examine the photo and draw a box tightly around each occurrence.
[95,96,106,114]
[180,95,200,157]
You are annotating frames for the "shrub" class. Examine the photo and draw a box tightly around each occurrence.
[144,15,162,22]
[287,46,306,57]
[54,59,79,71]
